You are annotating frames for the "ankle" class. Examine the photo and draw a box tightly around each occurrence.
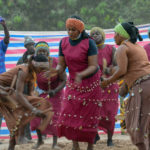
[87,143,93,150]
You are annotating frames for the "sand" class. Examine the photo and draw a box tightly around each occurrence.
[0,134,138,150]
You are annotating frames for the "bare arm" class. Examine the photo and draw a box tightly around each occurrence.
[54,71,66,93]
[1,21,10,45]
[103,46,117,75]
[78,55,98,79]
[107,45,128,84]
[16,70,35,111]
[56,56,67,75]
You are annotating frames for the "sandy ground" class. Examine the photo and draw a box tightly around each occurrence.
[0,134,138,150]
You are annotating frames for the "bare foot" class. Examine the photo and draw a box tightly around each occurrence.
[17,136,28,145]
[8,146,15,150]
[32,141,44,149]
[26,138,34,143]
[72,147,80,150]
[52,145,61,150]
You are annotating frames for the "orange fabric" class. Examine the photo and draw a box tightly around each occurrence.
[66,18,84,33]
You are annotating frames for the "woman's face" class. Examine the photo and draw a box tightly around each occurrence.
[67,27,80,40]
[37,48,49,57]
[32,60,49,72]
[114,32,123,45]
[90,31,103,44]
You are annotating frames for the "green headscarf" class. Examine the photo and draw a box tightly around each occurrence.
[114,24,130,39]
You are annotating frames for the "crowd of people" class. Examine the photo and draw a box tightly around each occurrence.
[0,16,150,150]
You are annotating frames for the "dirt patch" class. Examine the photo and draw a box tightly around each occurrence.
[1,134,138,150]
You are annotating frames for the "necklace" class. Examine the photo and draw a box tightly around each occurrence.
[97,42,104,47]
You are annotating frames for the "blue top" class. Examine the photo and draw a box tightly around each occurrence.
[0,40,8,73]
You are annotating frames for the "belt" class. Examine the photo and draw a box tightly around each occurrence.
[134,74,150,85]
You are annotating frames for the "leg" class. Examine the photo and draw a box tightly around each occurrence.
[72,141,80,150]
[94,132,100,144]
[87,143,93,150]
[17,126,28,144]
[32,129,44,149]
[52,136,60,149]
[24,123,32,140]
[107,130,114,146]
[8,137,16,150]
[136,143,147,150]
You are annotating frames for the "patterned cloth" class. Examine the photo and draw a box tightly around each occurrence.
[57,37,101,143]
[30,57,64,136]
[98,45,119,135]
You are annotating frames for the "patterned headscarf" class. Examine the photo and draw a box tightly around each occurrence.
[66,16,85,33]
[90,27,105,42]
[35,41,50,55]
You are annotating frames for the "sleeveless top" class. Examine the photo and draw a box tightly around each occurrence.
[98,44,113,71]
[122,41,150,88]
[61,37,90,79]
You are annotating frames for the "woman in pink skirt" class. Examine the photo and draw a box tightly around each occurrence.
[30,41,66,149]
[90,27,119,146]
[56,15,101,150]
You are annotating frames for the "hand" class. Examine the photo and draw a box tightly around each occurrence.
[43,69,58,79]
[0,20,6,26]
[32,108,46,118]
[48,90,56,97]
[75,73,82,84]
[103,67,110,75]
[100,77,109,89]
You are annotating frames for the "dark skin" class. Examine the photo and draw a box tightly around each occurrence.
[100,33,128,88]
[33,48,66,149]
[90,29,118,146]
[57,27,98,150]
[8,62,49,150]
[0,20,10,45]
[16,65,46,145]
[21,43,35,63]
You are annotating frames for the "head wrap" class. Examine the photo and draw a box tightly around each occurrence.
[114,22,143,43]
[66,15,85,33]
[24,36,35,47]
[90,27,105,42]
[114,24,130,39]
[35,41,49,55]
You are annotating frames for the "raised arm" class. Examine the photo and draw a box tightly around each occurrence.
[1,20,10,45]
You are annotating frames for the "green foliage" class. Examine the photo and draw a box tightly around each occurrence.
[0,0,149,31]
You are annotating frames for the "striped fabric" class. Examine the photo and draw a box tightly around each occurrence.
[0,24,150,139]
